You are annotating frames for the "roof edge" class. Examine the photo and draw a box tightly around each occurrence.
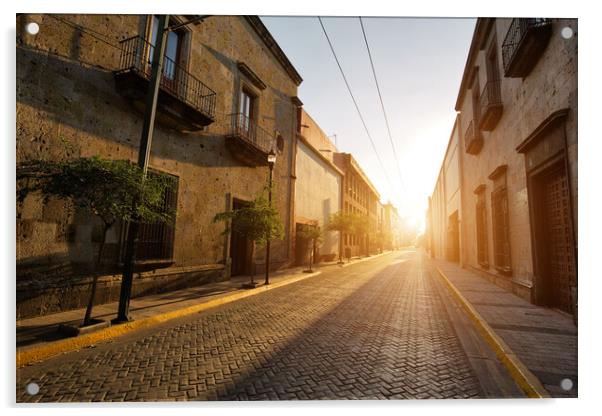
[244,16,303,86]
[454,18,494,111]
[296,133,344,177]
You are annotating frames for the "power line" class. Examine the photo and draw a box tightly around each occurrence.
[359,17,408,197]
[317,16,394,196]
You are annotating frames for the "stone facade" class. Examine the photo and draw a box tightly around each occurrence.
[293,110,342,265]
[16,14,302,318]
[333,153,380,258]
[383,203,403,250]
[428,18,577,315]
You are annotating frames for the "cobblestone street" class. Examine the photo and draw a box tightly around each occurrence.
[17,250,492,401]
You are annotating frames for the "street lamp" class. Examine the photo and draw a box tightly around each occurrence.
[265,149,277,285]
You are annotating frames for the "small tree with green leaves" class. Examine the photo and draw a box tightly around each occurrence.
[213,186,284,285]
[327,211,356,263]
[17,156,174,327]
[297,225,323,272]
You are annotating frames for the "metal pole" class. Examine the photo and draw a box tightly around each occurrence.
[265,163,274,285]
[115,15,169,323]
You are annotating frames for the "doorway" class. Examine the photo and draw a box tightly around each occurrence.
[447,211,460,262]
[230,199,252,276]
[150,16,185,92]
[534,162,576,313]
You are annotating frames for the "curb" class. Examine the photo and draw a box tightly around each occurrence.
[340,250,392,268]
[434,266,550,398]
[16,270,322,368]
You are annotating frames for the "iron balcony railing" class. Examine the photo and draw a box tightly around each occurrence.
[229,113,275,154]
[117,36,216,121]
[464,119,482,154]
[480,79,502,111]
[502,18,552,75]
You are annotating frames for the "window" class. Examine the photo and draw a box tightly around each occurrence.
[489,166,511,273]
[150,16,185,84]
[471,73,480,126]
[135,171,179,261]
[239,87,257,136]
[479,33,504,131]
[486,36,501,83]
[276,134,284,152]
[475,186,489,267]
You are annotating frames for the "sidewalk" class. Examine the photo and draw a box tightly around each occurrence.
[17,251,391,353]
[432,258,577,398]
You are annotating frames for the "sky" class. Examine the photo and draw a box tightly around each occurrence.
[262,16,476,232]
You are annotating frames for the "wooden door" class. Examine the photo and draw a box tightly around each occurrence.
[540,164,576,313]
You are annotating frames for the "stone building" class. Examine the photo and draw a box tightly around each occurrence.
[428,18,577,316]
[383,202,403,250]
[333,152,380,258]
[376,200,385,252]
[16,14,303,318]
[293,109,342,265]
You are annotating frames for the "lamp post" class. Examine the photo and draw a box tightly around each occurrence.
[265,149,277,285]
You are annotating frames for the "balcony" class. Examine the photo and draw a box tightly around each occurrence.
[502,18,553,78]
[464,119,483,155]
[114,36,216,132]
[225,113,275,166]
[479,80,503,131]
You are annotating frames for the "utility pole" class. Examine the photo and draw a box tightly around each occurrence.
[114,15,170,323]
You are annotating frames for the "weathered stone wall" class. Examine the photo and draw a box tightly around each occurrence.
[16,14,300,317]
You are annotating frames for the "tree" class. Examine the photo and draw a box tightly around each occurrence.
[297,225,323,272]
[213,186,284,286]
[327,211,355,263]
[17,156,174,327]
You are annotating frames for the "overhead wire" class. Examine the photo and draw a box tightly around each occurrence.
[317,16,395,196]
[359,17,408,198]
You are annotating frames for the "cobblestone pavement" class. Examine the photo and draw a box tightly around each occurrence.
[17,250,485,401]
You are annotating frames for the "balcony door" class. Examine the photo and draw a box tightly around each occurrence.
[239,88,256,140]
[150,16,184,93]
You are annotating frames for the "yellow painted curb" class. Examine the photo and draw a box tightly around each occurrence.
[435,266,550,399]
[17,271,322,368]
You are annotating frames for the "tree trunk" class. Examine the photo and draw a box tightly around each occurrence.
[338,230,343,264]
[307,239,313,271]
[83,223,109,327]
[249,242,256,286]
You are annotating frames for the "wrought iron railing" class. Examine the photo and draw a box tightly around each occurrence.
[229,113,275,154]
[480,79,502,115]
[464,119,481,154]
[502,18,552,75]
[117,36,216,120]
